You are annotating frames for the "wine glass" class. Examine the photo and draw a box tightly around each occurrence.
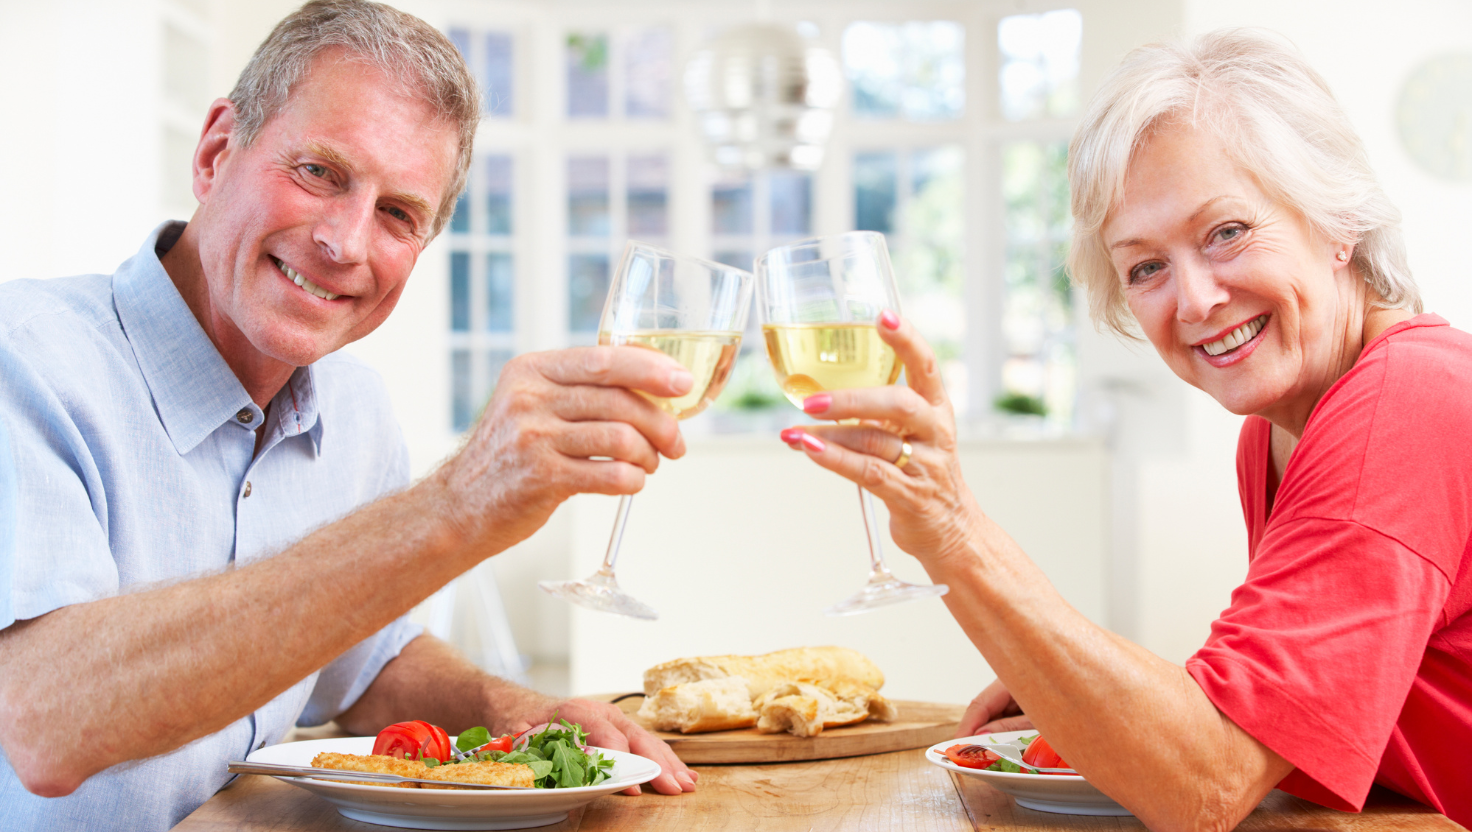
[539,241,753,620]
[755,231,949,615]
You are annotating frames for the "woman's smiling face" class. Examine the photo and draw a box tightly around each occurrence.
[1102,122,1364,432]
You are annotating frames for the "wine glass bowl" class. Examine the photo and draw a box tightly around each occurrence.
[539,242,753,620]
[755,231,949,615]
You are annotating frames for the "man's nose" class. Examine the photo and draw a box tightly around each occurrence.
[1174,255,1229,324]
[314,191,374,265]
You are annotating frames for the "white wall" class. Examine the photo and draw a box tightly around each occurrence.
[563,436,1109,705]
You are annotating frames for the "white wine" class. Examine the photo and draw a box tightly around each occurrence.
[762,323,902,407]
[600,331,742,419]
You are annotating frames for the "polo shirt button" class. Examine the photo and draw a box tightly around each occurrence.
[243,481,253,498]
[237,408,254,424]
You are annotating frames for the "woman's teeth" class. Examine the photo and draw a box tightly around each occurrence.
[277,260,339,300]
[1202,315,1267,357]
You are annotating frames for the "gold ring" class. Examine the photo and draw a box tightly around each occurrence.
[892,440,913,470]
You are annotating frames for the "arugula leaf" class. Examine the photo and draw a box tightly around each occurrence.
[455,727,491,753]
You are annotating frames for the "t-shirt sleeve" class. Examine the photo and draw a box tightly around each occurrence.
[0,336,118,630]
[1187,518,1448,810]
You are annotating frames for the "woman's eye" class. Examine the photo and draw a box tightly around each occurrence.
[1128,261,1163,284]
[1214,224,1246,244]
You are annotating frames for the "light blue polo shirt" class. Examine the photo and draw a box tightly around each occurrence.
[0,222,424,831]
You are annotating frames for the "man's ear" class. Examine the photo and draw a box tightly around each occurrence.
[192,98,238,204]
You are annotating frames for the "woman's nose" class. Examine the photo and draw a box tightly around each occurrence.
[1173,256,1229,324]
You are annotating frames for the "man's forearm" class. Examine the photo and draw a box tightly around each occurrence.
[335,634,553,738]
[0,477,477,797]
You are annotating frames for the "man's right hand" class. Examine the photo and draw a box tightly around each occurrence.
[430,346,693,554]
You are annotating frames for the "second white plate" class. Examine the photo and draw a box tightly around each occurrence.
[246,736,662,830]
[925,731,1133,817]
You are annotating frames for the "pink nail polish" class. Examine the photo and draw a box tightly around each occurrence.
[800,433,826,452]
[802,393,832,414]
[880,309,900,330]
[779,427,802,443]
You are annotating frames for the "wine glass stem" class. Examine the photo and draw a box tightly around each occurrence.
[857,485,895,582]
[599,494,635,577]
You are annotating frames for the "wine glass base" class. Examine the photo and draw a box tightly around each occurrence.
[538,576,659,621]
[823,579,949,617]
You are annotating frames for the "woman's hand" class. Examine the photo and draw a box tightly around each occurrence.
[778,310,982,564]
[957,678,1035,737]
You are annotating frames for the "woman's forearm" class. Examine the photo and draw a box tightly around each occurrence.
[924,509,1291,831]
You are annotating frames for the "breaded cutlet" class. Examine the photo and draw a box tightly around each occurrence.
[310,752,428,788]
[420,759,535,789]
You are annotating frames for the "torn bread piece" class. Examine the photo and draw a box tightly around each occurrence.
[754,680,898,737]
[638,676,758,733]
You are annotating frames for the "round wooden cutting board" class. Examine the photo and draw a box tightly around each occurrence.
[607,696,966,764]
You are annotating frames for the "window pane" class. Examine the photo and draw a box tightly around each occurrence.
[998,9,1082,122]
[567,156,610,236]
[566,32,609,118]
[844,22,964,121]
[452,349,473,432]
[624,27,672,118]
[769,171,813,237]
[485,349,514,402]
[896,147,965,407]
[712,250,752,271]
[712,172,753,235]
[854,151,897,233]
[568,253,610,332]
[486,155,513,234]
[1000,140,1074,421]
[484,32,514,116]
[450,252,471,332]
[627,153,669,236]
[450,191,470,233]
[486,253,514,332]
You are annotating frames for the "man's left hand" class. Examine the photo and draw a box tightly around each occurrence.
[510,698,696,795]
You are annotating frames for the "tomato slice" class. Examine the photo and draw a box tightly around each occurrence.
[943,744,1001,770]
[1021,736,1071,772]
[372,721,454,762]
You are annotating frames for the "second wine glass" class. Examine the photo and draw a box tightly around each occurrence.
[538,241,752,620]
[755,231,949,615]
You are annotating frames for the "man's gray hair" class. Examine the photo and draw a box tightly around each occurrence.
[228,0,480,238]
[1067,29,1420,337]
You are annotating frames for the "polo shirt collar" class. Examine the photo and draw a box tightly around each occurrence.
[114,222,323,456]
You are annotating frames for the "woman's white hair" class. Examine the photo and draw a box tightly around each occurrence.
[228,0,480,238]
[1068,28,1420,337]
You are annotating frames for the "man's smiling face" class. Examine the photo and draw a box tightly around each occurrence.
[190,49,459,369]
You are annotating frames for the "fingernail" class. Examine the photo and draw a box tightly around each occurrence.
[880,309,900,330]
[670,368,693,391]
[802,393,831,414]
[800,433,826,452]
[780,427,803,443]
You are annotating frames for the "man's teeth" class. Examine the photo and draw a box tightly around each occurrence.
[278,261,339,300]
[1203,315,1267,357]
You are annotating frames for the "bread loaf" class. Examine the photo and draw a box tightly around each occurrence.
[636,677,758,733]
[642,646,884,699]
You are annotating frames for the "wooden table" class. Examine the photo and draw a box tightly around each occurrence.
[174,748,1464,831]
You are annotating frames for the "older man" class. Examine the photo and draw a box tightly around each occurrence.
[0,2,695,829]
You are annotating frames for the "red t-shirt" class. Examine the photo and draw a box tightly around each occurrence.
[1185,314,1472,825]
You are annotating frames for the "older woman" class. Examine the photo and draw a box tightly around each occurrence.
[778,30,1471,830]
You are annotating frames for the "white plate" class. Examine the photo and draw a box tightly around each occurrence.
[246,736,661,830]
[925,731,1133,817]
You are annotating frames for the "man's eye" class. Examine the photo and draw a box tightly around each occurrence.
[385,206,411,223]
[304,164,328,178]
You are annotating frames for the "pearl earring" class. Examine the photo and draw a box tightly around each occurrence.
[1336,251,1349,262]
